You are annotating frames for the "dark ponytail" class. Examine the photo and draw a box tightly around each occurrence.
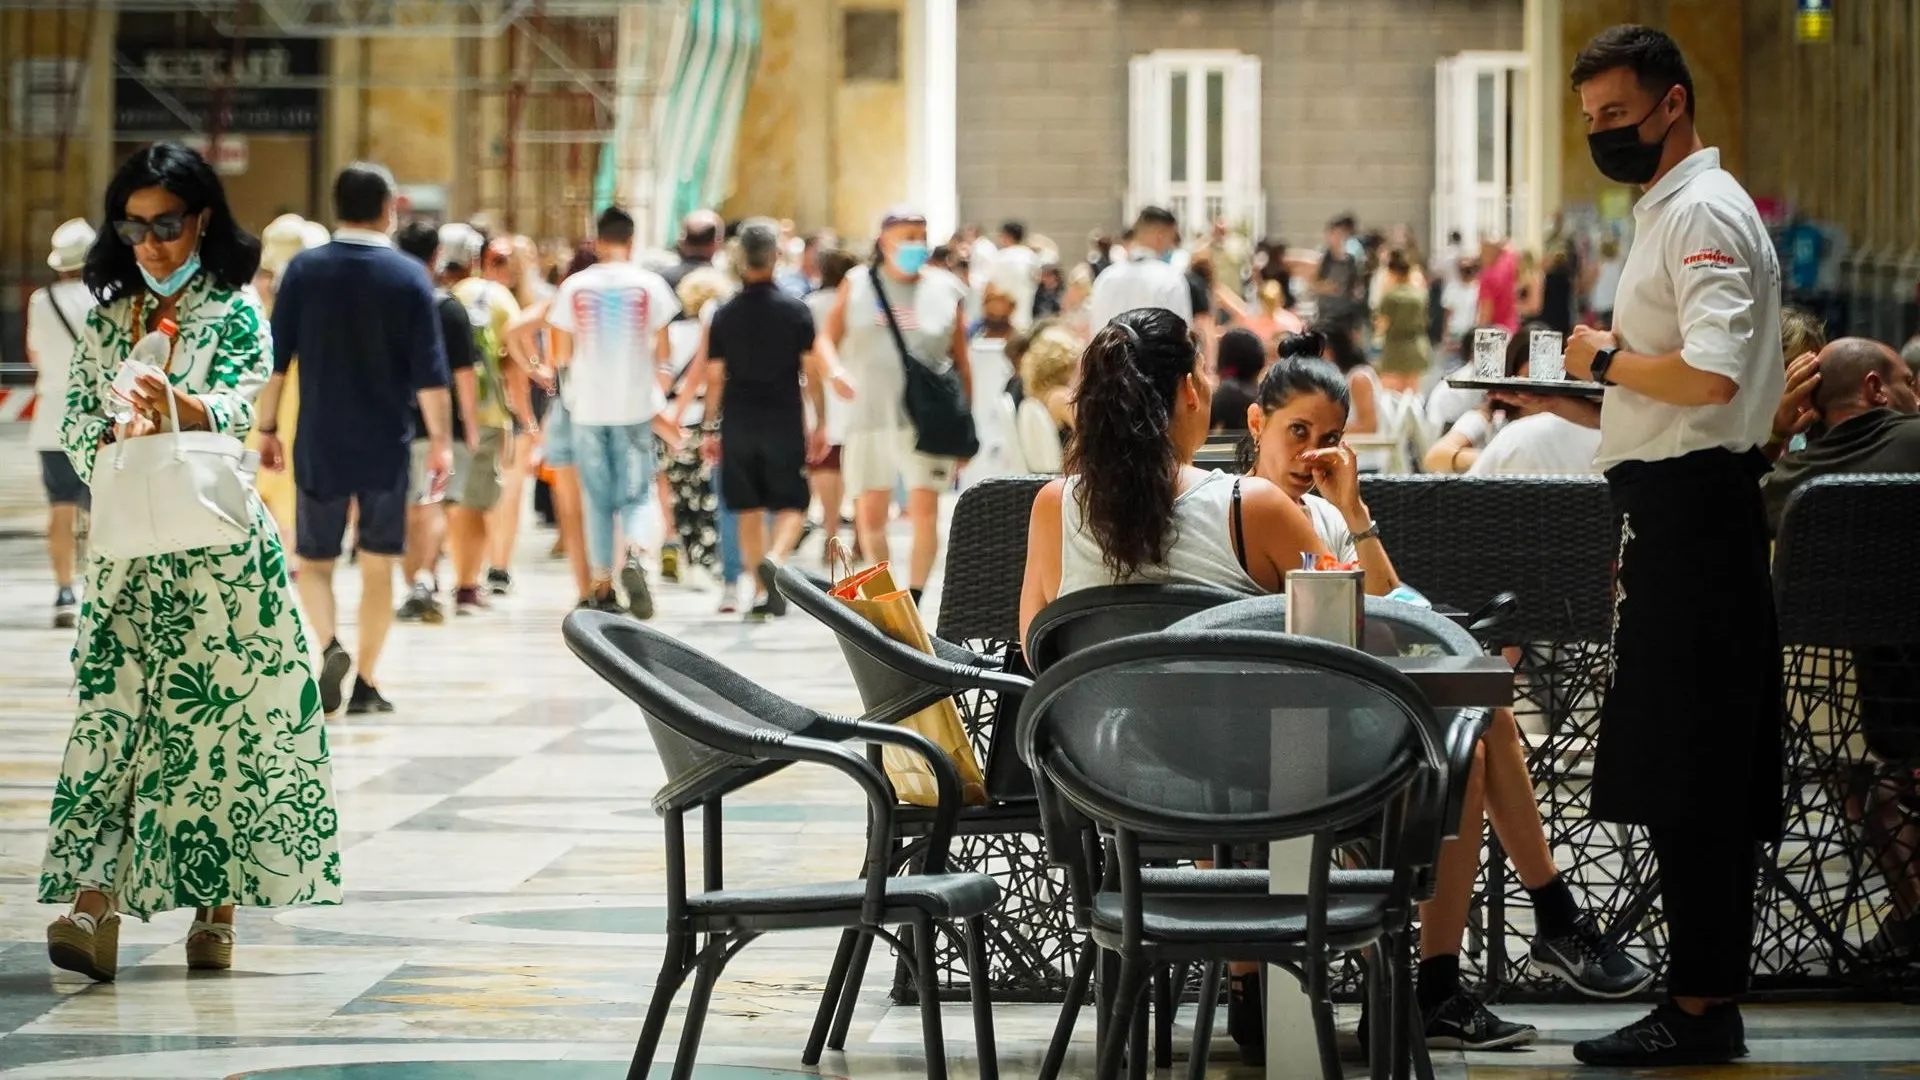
[1067,307,1199,579]
[1235,354,1351,472]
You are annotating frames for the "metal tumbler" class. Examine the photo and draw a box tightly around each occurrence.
[1285,568,1366,648]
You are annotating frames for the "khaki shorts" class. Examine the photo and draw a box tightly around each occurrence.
[841,426,956,495]
[409,426,506,510]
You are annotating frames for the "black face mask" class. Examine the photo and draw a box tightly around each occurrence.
[1587,93,1677,185]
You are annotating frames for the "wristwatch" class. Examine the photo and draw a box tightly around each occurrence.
[1589,346,1620,386]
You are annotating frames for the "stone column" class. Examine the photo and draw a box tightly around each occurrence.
[904,0,957,241]
[1523,0,1563,252]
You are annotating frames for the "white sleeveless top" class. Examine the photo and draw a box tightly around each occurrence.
[1058,469,1262,597]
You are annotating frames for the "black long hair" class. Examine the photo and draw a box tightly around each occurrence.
[1066,307,1201,579]
[1235,355,1352,473]
[84,142,261,305]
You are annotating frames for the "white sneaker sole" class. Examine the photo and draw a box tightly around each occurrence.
[1528,951,1657,1000]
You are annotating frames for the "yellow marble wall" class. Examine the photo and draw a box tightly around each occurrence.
[725,0,905,240]
[1558,0,1745,213]
[728,0,804,222]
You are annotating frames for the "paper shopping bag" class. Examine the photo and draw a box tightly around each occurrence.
[828,539,989,807]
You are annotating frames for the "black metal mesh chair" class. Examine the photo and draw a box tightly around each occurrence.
[938,474,1052,643]
[562,611,1000,1080]
[774,564,1039,1057]
[1022,629,1442,1080]
[1772,475,1920,990]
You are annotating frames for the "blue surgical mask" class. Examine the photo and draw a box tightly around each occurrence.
[891,243,930,276]
[140,252,201,298]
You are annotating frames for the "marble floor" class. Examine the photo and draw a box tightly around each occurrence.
[0,426,1916,1078]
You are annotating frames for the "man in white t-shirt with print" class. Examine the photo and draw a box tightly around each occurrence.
[546,206,681,618]
[1088,206,1195,331]
[25,218,98,628]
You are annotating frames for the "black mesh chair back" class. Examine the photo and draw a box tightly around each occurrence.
[1775,474,1920,647]
[1358,474,1616,644]
[562,609,843,814]
[1025,583,1245,675]
[938,474,1050,642]
[1023,627,1436,846]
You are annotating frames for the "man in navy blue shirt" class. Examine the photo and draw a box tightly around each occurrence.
[256,163,452,716]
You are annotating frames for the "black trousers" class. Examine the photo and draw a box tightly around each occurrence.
[1649,823,1760,998]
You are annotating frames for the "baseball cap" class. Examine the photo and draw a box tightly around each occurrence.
[878,204,927,232]
[437,222,484,270]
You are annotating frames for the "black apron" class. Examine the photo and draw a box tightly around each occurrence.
[1592,447,1785,838]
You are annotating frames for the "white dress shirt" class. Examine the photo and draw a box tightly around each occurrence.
[1470,412,1604,476]
[1597,148,1783,470]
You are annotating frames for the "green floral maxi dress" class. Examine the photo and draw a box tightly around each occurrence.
[40,274,342,920]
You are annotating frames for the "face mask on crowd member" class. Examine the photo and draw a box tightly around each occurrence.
[876,206,930,277]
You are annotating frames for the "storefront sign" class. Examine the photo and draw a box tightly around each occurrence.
[114,39,320,133]
[180,133,250,176]
[1796,0,1833,44]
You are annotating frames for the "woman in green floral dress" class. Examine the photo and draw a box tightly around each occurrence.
[42,143,340,983]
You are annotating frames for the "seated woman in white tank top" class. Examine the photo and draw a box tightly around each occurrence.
[1018,307,1328,652]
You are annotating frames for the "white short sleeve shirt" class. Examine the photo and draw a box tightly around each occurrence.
[1088,257,1194,331]
[548,260,681,427]
[1597,148,1783,470]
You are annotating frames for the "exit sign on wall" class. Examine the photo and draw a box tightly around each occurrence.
[1797,0,1833,43]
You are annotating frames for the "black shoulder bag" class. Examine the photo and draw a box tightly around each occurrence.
[869,266,979,459]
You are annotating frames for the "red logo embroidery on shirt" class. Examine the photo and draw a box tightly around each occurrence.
[1683,248,1737,268]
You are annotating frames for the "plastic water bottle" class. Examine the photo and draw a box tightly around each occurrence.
[110,318,177,424]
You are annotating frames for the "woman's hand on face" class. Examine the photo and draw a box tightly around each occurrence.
[1298,443,1361,512]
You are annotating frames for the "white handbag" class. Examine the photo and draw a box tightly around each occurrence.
[89,382,258,561]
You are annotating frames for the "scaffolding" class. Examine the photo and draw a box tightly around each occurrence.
[2,0,679,366]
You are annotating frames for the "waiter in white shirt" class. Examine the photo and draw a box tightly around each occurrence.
[1553,26,1784,1069]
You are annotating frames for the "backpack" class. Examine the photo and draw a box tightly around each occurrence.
[454,281,510,429]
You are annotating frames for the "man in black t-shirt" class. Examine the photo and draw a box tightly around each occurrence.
[700,218,828,619]
[395,221,480,624]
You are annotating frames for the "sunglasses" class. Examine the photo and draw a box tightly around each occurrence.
[112,212,191,247]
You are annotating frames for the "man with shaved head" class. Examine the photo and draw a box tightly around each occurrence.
[1762,336,1920,532]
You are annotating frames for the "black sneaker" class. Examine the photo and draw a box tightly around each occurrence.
[53,587,78,630]
[486,568,513,596]
[318,641,352,715]
[1424,992,1537,1051]
[396,584,442,624]
[1572,1001,1746,1067]
[588,588,626,616]
[1862,913,1920,966]
[755,559,788,617]
[1530,913,1656,999]
[621,553,654,620]
[345,676,395,715]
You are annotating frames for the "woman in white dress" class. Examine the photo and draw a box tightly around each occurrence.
[43,142,339,983]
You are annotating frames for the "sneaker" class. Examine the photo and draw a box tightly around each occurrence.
[396,584,443,624]
[53,587,77,630]
[1424,993,1537,1051]
[318,641,352,716]
[659,545,681,584]
[486,568,513,596]
[755,558,788,617]
[1862,913,1920,966]
[345,676,395,715]
[1530,913,1656,998]
[717,581,740,616]
[588,587,626,615]
[746,600,776,621]
[621,553,654,620]
[1572,1001,1746,1067]
[454,587,487,616]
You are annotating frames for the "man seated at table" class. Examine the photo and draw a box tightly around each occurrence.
[1760,336,1920,533]
[1761,335,1920,964]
